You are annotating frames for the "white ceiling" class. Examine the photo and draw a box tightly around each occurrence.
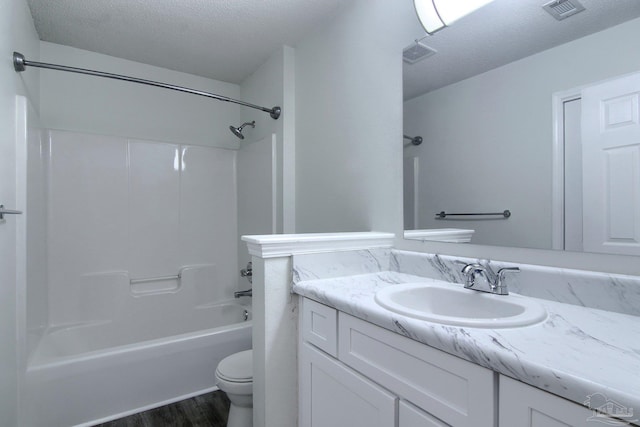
[26,0,640,97]
[402,0,640,100]
[27,0,347,84]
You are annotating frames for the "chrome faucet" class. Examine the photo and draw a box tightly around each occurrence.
[461,263,488,289]
[460,263,519,295]
[240,261,252,284]
[235,261,253,298]
[494,267,520,295]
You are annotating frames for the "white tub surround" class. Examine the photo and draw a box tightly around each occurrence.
[21,128,275,426]
[241,232,395,427]
[291,249,640,417]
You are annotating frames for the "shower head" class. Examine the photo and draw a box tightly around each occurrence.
[229,121,256,140]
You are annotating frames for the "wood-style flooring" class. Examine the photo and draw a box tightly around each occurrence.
[93,391,230,427]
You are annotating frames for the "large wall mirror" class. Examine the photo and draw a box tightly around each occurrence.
[403,0,640,256]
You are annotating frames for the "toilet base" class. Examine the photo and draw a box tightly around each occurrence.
[227,403,252,427]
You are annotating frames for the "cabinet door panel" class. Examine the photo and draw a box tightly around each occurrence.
[338,313,494,427]
[499,375,631,427]
[301,298,338,357]
[299,343,397,427]
[400,400,451,427]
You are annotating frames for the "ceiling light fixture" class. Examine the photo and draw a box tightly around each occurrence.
[414,0,495,34]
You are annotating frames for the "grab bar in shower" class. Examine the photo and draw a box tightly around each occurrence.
[436,210,511,219]
[129,274,181,284]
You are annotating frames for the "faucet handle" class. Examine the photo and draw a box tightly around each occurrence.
[240,261,253,284]
[497,267,520,278]
[495,267,520,295]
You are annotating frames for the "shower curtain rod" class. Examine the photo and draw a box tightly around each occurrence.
[12,52,281,120]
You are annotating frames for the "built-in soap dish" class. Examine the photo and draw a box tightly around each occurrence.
[130,272,182,296]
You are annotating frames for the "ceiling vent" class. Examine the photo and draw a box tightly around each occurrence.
[403,41,437,64]
[543,0,585,21]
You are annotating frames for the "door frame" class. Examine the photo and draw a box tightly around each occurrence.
[551,88,582,251]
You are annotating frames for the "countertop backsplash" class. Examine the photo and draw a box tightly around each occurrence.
[390,250,640,317]
[292,248,640,317]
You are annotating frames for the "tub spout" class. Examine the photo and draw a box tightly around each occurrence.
[234,289,252,298]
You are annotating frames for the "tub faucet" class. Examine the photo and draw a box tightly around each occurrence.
[461,264,519,295]
[240,262,252,284]
[234,289,252,298]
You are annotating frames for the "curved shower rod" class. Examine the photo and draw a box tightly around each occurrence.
[13,52,281,120]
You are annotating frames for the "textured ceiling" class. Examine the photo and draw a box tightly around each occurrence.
[27,0,346,84]
[402,0,640,99]
[26,0,640,95]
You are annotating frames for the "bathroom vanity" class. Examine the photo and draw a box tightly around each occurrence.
[299,297,622,427]
[293,249,640,427]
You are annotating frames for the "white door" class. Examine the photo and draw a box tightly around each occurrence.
[582,72,640,255]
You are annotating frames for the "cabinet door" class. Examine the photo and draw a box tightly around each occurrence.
[301,298,338,357]
[399,400,450,427]
[500,375,631,427]
[338,313,495,427]
[299,342,397,427]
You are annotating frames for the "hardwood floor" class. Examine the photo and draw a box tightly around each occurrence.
[94,391,230,427]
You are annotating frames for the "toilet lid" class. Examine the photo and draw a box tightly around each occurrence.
[216,349,253,382]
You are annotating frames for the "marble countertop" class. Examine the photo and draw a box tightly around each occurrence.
[293,271,640,416]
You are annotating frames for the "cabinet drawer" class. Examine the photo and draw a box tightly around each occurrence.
[338,313,495,427]
[302,298,338,357]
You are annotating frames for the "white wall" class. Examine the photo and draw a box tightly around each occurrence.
[39,42,241,149]
[238,45,296,268]
[294,0,413,234]
[0,0,40,423]
[404,17,640,250]
[237,134,277,282]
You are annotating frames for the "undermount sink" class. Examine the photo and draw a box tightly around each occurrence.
[374,282,547,328]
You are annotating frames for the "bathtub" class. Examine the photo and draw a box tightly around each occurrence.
[23,301,252,427]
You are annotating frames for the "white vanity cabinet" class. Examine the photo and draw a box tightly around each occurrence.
[299,297,636,427]
[499,375,633,427]
[299,298,494,427]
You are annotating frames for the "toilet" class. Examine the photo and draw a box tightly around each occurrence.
[215,349,253,427]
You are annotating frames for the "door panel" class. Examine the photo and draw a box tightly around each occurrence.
[582,72,640,255]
